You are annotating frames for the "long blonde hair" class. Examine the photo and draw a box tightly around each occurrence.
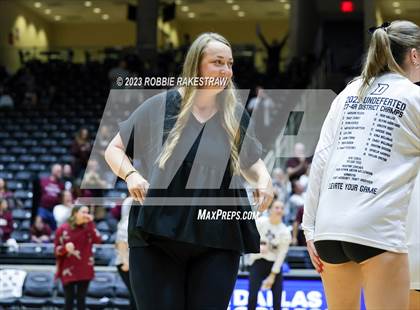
[156,33,242,174]
[358,20,420,100]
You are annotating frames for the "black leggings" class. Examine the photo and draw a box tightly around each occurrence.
[129,234,240,310]
[314,240,386,264]
[248,259,283,310]
[117,264,137,310]
[63,280,90,310]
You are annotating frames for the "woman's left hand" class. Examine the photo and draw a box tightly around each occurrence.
[253,184,274,212]
[261,273,275,290]
[84,214,94,223]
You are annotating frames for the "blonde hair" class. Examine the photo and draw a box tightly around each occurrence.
[358,20,420,100]
[156,32,242,174]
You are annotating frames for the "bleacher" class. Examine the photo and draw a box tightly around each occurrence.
[0,269,132,309]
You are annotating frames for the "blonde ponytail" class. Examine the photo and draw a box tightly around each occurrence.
[358,20,420,100]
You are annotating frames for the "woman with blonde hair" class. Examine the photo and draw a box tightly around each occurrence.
[303,20,420,310]
[105,32,273,309]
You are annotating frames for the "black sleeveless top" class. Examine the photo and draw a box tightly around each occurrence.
[118,89,262,254]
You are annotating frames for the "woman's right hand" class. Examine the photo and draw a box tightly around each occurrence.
[65,242,75,253]
[126,172,149,204]
[306,240,324,273]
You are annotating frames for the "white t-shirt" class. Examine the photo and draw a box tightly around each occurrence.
[249,216,291,273]
[407,173,419,289]
[303,73,420,253]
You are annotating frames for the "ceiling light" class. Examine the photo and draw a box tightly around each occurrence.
[181,6,189,12]
[45,8,51,14]
[232,4,240,11]
[84,1,92,7]
[392,2,400,8]
[395,8,401,14]
[187,12,195,18]
[102,14,109,20]
[93,7,101,14]
[54,15,61,21]
[34,2,42,8]
[226,0,234,3]
[238,11,245,17]
[175,0,182,5]
[284,3,291,10]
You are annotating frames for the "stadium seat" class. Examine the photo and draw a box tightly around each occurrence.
[19,219,31,231]
[0,155,16,163]
[39,155,58,163]
[114,274,129,299]
[10,230,30,243]
[0,132,10,138]
[10,146,28,154]
[285,248,313,269]
[18,154,37,163]
[94,247,114,265]
[6,181,24,191]
[13,190,33,200]
[49,280,65,309]
[96,221,110,233]
[21,139,38,147]
[11,208,31,220]
[12,132,29,139]
[0,297,18,308]
[0,172,13,180]
[27,163,47,171]
[85,272,115,309]
[41,139,58,147]
[110,297,131,309]
[19,271,55,308]
[59,154,74,163]
[15,171,33,181]
[7,163,25,171]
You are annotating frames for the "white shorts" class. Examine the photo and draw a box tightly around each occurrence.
[407,173,420,290]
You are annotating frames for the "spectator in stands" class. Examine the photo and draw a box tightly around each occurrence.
[53,190,74,227]
[299,162,311,192]
[0,178,13,199]
[38,164,65,230]
[97,125,113,157]
[83,158,108,187]
[108,59,130,88]
[271,168,288,204]
[0,85,14,108]
[115,197,137,310]
[285,142,311,181]
[55,205,101,310]
[287,179,305,225]
[0,198,13,243]
[30,215,52,243]
[71,128,92,178]
[39,85,56,106]
[292,207,306,246]
[62,164,75,191]
[247,86,274,144]
[256,24,289,77]
[248,200,291,310]
[178,33,192,62]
